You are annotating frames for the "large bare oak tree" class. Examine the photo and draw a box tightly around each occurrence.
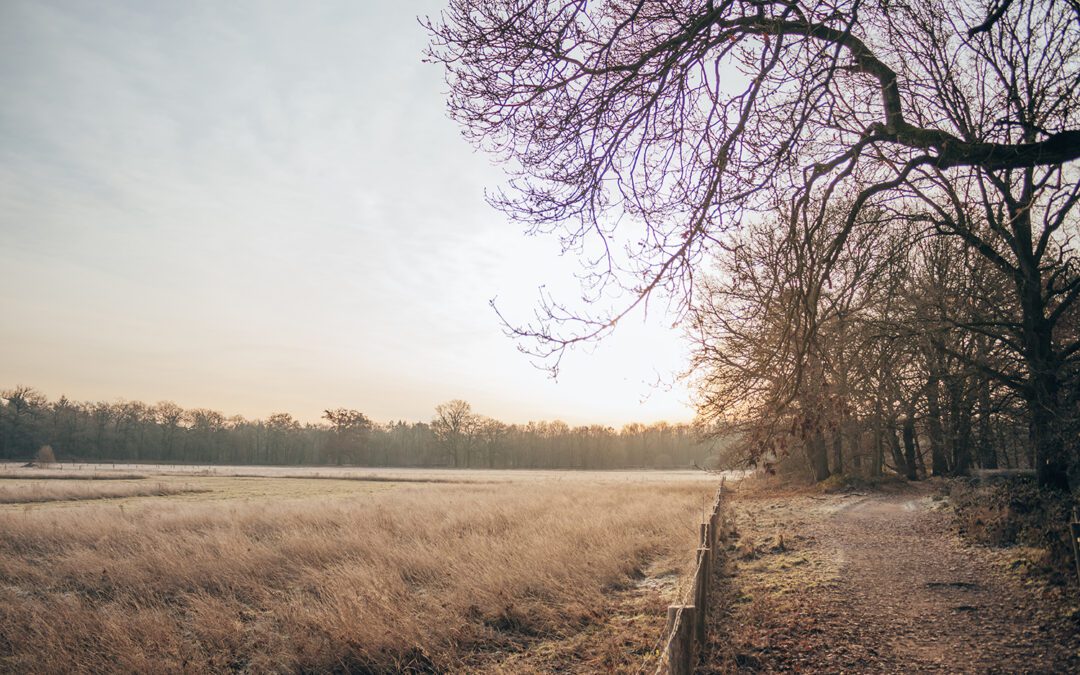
[426,0,1080,489]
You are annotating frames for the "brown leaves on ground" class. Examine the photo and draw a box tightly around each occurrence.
[701,482,1080,673]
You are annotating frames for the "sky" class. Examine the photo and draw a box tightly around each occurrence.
[0,0,695,427]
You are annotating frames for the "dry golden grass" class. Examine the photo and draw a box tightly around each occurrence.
[0,471,148,480]
[0,476,717,673]
[0,481,204,504]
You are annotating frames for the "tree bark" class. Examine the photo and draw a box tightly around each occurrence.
[977,349,999,469]
[950,380,973,476]
[806,429,831,482]
[901,414,919,481]
[887,424,908,478]
[1014,193,1070,491]
[925,376,949,476]
[871,424,884,477]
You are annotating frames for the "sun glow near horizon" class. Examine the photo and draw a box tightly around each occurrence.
[0,0,694,429]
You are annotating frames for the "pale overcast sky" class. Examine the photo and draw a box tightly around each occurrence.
[0,0,693,426]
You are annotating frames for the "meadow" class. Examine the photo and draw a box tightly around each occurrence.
[0,464,723,673]
[0,480,205,504]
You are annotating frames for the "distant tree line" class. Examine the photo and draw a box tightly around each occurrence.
[0,387,714,469]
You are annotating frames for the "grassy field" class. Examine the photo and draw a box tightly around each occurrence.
[0,480,206,503]
[0,464,723,673]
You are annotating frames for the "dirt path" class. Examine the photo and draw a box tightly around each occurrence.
[703,486,1079,673]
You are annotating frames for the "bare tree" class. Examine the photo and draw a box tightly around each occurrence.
[688,203,902,479]
[322,409,374,465]
[0,386,47,458]
[427,0,1080,488]
[186,408,226,463]
[267,412,302,464]
[154,401,186,461]
[474,416,509,467]
[432,399,479,467]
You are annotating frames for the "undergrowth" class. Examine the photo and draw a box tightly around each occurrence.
[814,473,909,493]
[946,477,1078,585]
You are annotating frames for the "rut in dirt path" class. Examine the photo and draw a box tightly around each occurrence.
[703,489,1079,674]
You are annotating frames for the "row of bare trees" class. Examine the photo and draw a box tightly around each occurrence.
[426,0,1080,488]
[0,387,712,469]
[689,205,1076,481]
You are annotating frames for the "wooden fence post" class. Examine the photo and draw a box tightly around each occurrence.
[695,546,711,646]
[654,482,729,675]
[709,506,720,548]
[666,605,696,675]
[1070,507,1080,588]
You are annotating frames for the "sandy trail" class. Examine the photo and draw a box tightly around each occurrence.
[703,486,1079,673]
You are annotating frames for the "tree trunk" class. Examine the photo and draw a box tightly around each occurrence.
[925,377,949,476]
[951,383,973,476]
[901,414,919,480]
[887,427,906,476]
[831,430,843,476]
[870,424,884,477]
[851,427,863,474]
[977,375,998,469]
[806,429,831,482]
[1013,180,1069,491]
[976,336,997,468]
[1019,286,1068,487]
[915,430,928,477]
[1029,370,1068,490]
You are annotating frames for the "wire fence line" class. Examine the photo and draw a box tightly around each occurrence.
[643,478,729,675]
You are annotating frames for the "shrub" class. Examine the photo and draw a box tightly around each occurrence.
[948,478,1077,584]
[651,453,673,469]
[35,445,56,467]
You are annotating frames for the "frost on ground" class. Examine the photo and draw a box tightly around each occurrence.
[0,473,717,673]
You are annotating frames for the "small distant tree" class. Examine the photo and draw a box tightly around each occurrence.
[35,445,56,467]
[432,400,478,468]
[2,386,47,459]
[186,408,226,463]
[322,408,374,465]
[475,416,509,468]
[153,401,186,461]
[266,412,302,464]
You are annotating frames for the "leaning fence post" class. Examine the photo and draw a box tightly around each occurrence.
[666,605,696,675]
